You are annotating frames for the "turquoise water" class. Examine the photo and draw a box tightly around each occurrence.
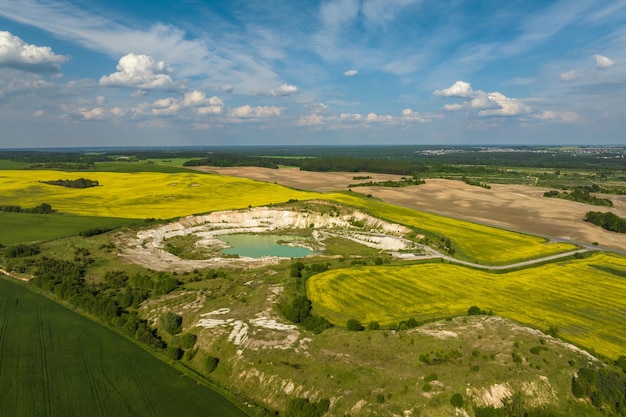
[217,234,315,258]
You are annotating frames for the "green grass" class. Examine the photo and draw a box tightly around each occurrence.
[307,252,626,359]
[0,275,248,417]
[0,212,139,245]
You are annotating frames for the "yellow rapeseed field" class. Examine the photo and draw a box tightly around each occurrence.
[307,252,626,359]
[326,193,577,264]
[0,170,318,219]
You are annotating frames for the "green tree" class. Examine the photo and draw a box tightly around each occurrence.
[160,311,182,335]
[204,355,220,373]
[346,318,364,331]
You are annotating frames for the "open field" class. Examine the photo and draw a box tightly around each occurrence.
[327,193,578,265]
[0,276,247,417]
[0,169,579,265]
[307,252,626,359]
[0,170,318,219]
[0,212,138,245]
[202,166,626,252]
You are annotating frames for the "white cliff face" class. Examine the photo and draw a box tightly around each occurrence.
[122,205,417,271]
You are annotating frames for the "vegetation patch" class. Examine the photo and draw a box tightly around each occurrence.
[41,178,99,188]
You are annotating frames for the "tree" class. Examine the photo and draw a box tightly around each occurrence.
[450,393,464,408]
[346,318,364,331]
[467,305,483,315]
[204,355,220,373]
[160,311,182,335]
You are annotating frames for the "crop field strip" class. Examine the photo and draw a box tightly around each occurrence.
[0,276,248,417]
[327,192,578,265]
[307,252,626,359]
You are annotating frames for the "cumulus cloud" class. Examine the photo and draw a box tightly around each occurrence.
[270,84,299,96]
[182,90,224,114]
[593,54,614,69]
[343,69,358,76]
[478,92,531,116]
[401,108,429,122]
[228,105,283,119]
[99,53,176,90]
[79,107,105,120]
[433,81,474,98]
[560,70,580,82]
[296,114,325,126]
[0,31,68,72]
[434,80,531,117]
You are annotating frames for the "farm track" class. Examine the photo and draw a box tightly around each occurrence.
[38,309,52,417]
[123,352,159,417]
[75,326,106,417]
[0,291,11,386]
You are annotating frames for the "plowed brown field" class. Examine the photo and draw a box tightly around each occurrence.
[195,166,626,252]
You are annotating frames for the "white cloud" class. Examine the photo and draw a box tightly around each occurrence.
[593,54,614,69]
[343,69,358,76]
[80,107,104,120]
[99,53,176,90]
[0,31,68,72]
[435,81,531,117]
[228,105,283,119]
[296,114,325,126]
[270,84,299,96]
[151,97,180,116]
[33,109,44,117]
[478,92,531,116]
[560,70,580,82]
[401,108,429,122]
[182,90,224,114]
[533,111,580,123]
[433,81,474,98]
[182,90,207,107]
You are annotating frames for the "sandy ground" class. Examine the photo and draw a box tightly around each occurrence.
[197,166,626,252]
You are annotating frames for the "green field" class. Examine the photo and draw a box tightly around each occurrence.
[0,275,247,417]
[307,252,626,359]
[0,212,138,245]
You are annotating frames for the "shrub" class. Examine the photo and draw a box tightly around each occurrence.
[346,318,364,331]
[467,305,483,315]
[179,332,197,349]
[368,321,380,330]
[450,393,464,408]
[160,311,182,335]
[204,355,220,373]
[165,346,182,361]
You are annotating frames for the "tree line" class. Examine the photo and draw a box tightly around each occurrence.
[585,211,626,233]
[42,178,99,188]
[0,202,55,214]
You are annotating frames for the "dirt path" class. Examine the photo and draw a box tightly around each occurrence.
[196,166,626,252]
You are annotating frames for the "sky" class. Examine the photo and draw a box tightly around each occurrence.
[0,0,625,148]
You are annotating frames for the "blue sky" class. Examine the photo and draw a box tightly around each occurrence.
[0,0,625,148]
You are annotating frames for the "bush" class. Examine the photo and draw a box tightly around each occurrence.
[346,318,364,331]
[467,305,483,315]
[368,321,380,330]
[450,393,464,408]
[165,345,182,361]
[204,355,220,373]
[179,332,197,349]
[160,311,182,335]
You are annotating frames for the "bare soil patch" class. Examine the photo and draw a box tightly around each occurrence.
[196,167,626,252]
